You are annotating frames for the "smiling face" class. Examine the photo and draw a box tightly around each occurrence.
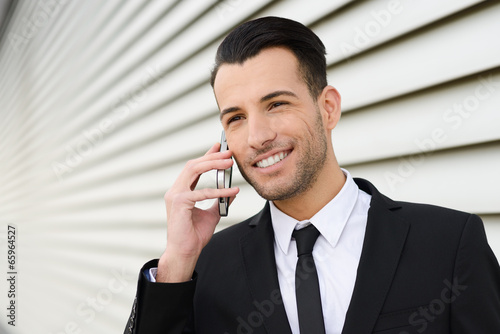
[214,47,340,203]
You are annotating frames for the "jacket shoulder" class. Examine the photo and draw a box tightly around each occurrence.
[394,199,475,222]
[356,177,477,230]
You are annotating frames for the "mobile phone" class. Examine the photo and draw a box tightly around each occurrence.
[217,131,232,216]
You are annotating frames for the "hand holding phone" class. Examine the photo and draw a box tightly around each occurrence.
[159,139,238,282]
[217,131,232,216]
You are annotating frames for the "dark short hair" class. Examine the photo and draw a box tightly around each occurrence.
[210,16,327,98]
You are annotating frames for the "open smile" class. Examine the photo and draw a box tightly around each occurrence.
[255,150,291,168]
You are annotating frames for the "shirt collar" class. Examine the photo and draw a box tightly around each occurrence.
[270,169,359,255]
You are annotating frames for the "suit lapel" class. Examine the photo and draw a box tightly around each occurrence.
[342,179,410,334]
[240,203,292,334]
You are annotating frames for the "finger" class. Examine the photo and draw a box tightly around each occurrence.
[192,158,233,180]
[197,147,234,166]
[181,151,233,181]
[186,187,240,204]
[171,147,233,191]
[204,142,233,159]
[187,146,221,191]
[204,142,232,158]
[179,158,234,191]
[165,186,239,213]
[205,142,221,155]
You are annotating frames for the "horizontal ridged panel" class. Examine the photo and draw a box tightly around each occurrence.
[0,1,499,333]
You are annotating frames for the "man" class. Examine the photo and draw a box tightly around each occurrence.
[125,17,500,334]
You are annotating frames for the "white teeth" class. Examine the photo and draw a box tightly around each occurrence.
[256,152,288,168]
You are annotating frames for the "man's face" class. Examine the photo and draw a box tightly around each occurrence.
[214,47,331,201]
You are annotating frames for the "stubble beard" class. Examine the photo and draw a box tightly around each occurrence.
[236,110,328,201]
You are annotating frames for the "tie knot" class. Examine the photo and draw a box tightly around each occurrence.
[292,224,320,257]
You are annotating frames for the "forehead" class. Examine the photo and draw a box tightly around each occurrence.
[213,47,307,107]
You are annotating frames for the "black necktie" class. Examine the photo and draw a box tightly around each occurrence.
[293,224,326,334]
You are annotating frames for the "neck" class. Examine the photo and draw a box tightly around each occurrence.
[272,158,345,221]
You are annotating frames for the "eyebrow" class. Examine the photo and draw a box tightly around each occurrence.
[220,106,240,121]
[220,90,298,121]
[260,90,298,103]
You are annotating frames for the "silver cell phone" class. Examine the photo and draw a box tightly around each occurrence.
[217,131,232,216]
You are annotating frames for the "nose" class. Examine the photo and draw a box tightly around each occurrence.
[247,113,276,149]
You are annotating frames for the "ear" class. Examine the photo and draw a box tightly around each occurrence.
[319,85,341,131]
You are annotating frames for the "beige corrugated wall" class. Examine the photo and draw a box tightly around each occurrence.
[0,0,499,333]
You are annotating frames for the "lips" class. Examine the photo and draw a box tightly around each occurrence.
[255,151,289,168]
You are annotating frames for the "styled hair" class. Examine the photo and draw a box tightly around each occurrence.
[210,16,327,98]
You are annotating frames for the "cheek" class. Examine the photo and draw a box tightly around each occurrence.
[270,115,297,133]
[272,115,311,137]
[227,134,246,161]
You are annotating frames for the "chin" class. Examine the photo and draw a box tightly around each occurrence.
[253,181,299,202]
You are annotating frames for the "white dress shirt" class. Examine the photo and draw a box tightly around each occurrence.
[270,169,371,334]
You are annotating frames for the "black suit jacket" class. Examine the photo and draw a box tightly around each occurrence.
[125,178,500,333]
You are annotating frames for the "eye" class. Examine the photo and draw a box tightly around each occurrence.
[227,115,243,125]
[270,101,288,109]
